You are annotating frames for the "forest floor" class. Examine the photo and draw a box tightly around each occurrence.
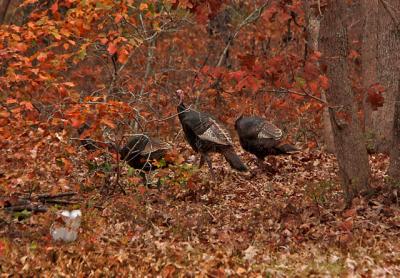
[1,141,400,277]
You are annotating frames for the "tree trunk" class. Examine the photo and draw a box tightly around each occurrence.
[0,0,12,24]
[388,78,400,182]
[303,0,335,153]
[319,0,370,205]
[386,0,400,182]
[362,0,400,153]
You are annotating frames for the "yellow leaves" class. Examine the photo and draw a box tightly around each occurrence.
[50,30,61,40]
[139,3,149,11]
[63,82,75,87]
[38,73,51,81]
[31,68,40,75]
[21,0,39,5]
[6,98,17,104]
[59,28,72,38]
[11,34,21,41]
[0,111,10,118]
[236,267,246,275]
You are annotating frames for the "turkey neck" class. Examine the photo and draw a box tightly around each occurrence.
[177,99,187,121]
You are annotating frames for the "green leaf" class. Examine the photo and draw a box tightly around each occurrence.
[95,2,112,10]
[30,241,37,251]
[13,210,32,221]
[295,76,306,87]
[77,48,87,60]
[127,167,135,176]
[158,158,166,167]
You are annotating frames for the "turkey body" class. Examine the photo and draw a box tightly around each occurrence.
[177,97,247,178]
[119,134,170,171]
[235,115,298,167]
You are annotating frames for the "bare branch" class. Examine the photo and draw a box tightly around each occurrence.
[216,1,271,67]
[264,87,342,110]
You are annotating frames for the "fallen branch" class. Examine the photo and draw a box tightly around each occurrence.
[4,205,47,213]
[37,191,77,200]
[3,191,81,214]
[40,199,79,205]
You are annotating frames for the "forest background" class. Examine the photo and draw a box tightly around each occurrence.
[0,0,400,276]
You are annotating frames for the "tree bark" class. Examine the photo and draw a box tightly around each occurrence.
[362,0,400,153]
[303,0,335,153]
[0,0,12,24]
[319,0,370,205]
[385,0,400,182]
[388,78,400,182]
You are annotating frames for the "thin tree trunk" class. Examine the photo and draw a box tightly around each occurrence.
[303,0,334,153]
[388,78,400,182]
[0,0,12,24]
[319,0,370,205]
[361,0,378,152]
[362,0,400,153]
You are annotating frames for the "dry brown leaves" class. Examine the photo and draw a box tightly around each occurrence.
[1,140,400,276]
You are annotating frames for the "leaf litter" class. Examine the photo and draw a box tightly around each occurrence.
[0,140,400,276]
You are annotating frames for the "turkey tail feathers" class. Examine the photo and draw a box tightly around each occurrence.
[222,148,248,172]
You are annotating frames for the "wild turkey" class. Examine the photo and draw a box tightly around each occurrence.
[118,134,171,186]
[235,115,299,171]
[176,89,247,179]
[119,134,170,171]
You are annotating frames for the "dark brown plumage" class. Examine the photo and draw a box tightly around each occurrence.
[118,134,171,187]
[119,134,170,171]
[235,115,299,170]
[176,90,247,179]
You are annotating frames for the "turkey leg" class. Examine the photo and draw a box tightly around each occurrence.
[199,154,205,168]
[203,153,216,181]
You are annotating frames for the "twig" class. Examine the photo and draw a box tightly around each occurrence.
[264,87,343,110]
[216,1,270,67]
[317,0,322,17]
[204,206,217,222]
[194,54,211,108]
